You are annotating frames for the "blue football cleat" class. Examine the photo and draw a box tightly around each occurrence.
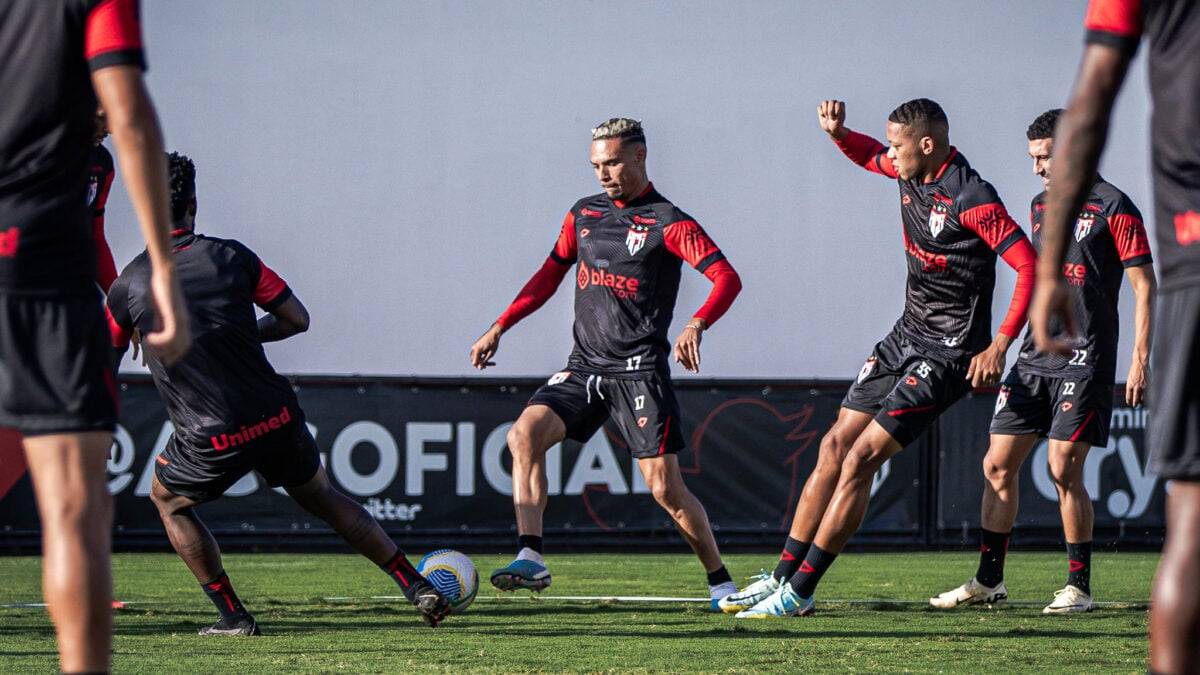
[490,559,552,592]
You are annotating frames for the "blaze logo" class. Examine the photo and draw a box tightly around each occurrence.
[626,220,651,256]
[633,215,656,225]
[580,207,603,218]
[903,232,948,272]
[1073,213,1095,242]
[858,355,877,383]
[1176,210,1200,246]
[0,227,18,258]
[576,260,640,299]
[548,371,571,385]
[928,201,949,237]
[994,387,1010,415]
[1062,262,1087,287]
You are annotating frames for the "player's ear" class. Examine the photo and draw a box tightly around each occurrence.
[919,135,936,156]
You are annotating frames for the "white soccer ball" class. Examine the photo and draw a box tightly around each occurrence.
[416,549,478,614]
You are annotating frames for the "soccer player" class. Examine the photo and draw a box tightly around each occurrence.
[721,99,1037,618]
[90,107,119,292]
[931,108,1155,614]
[106,153,451,633]
[0,1,190,671]
[1028,1,1198,670]
[469,118,743,607]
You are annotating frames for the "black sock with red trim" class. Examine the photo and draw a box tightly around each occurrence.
[790,545,837,599]
[380,551,426,601]
[772,537,811,582]
[1066,541,1091,595]
[975,528,1010,588]
[200,570,252,623]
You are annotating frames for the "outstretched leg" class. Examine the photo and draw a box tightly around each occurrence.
[23,431,114,673]
[285,466,450,627]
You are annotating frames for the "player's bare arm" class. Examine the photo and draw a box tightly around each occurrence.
[1124,263,1156,407]
[1032,43,1132,355]
[93,65,190,365]
[470,323,504,370]
[817,100,848,141]
[672,318,706,374]
[259,295,310,343]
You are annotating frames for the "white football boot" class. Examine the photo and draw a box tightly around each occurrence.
[1043,585,1094,614]
[717,570,781,613]
[929,578,1008,608]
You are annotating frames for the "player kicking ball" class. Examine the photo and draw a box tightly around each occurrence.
[107,153,451,633]
[470,118,743,608]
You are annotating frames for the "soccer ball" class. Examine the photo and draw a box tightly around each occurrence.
[415,549,478,614]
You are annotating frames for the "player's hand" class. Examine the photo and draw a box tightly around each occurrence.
[470,323,503,370]
[1029,277,1077,356]
[1125,358,1148,406]
[817,100,848,141]
[129,329,149,367]
[142,266,190,365]
[966,336,1010,389]
[673,321,704,374]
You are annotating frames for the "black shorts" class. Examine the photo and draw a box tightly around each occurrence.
[155,409,320,503]
[0,291,116,435]
[1148,286,1200,479]
[842,330,972,447]
[527,369,686,458]
[989,365,1112,446]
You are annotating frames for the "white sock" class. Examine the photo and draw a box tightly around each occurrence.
[516,547,543,565]
[709,580,737,599]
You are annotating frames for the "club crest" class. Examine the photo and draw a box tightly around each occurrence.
[1073,213,1095,242]
[928,202,948,238]
[626,220,651,255]
[857,355,877,384]
[994,387,1010,415]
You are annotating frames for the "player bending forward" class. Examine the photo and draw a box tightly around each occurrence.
[470,118,743,608]
[107,153,451,633]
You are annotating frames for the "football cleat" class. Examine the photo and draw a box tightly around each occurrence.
[929,578,1008,609]
[717,570,780,613]
[490,559,552,592]
[198,616,261,636]
[734,583,815,619]
[1043,585,1094,614]
[409,579,452,627]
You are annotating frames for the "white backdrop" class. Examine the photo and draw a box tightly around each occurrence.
[104,1,1153,379]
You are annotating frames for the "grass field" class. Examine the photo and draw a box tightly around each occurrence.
[0,551,1155,673]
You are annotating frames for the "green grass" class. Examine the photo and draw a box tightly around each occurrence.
[0,551,1155,673]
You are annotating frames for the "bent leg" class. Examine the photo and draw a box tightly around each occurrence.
[788,407,874,542]
[1150,480,1200,674]
[813,421,903,554]
[505,405,566,538]
[23,431,114,674]
[149,474,222,582]
[638,454,722,572]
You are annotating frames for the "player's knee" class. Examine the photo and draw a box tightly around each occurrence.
[841,446,882,484]
[815,432,850,470]
[982,454,1016,490]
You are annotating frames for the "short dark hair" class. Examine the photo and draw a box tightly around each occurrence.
[167,152,195,222]
[1026,108,1063,141]
[591,118,646,146]
[888,98,949,139]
